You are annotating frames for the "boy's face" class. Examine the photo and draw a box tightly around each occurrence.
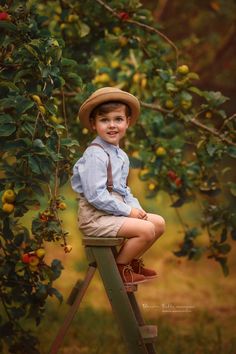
[91,106,130,145]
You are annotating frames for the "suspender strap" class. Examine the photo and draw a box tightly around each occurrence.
[89,143,113,192]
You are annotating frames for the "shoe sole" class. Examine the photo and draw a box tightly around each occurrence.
[144,275,159,279]
[124,278,149,285]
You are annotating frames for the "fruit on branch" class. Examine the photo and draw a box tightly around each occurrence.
[175,177,183,187]
[36,248,46,258]
[0,12,10,21]
[148,182,158,191]
[167,170,177,181]
[22,253,30,264]
[118,36,128,47]
[177,64,190,75]
[38,105,46,114]
[29,255,40,266]
[118,11,130,21]
[32,95,43,105]
[165,99,174,109]
[180,99,192,110]
[93,73,111,84]
[2,203,14,214]
[205,111,213,119]
[58,202,67,210]
[2,189,16,203]
[155,147,167,156]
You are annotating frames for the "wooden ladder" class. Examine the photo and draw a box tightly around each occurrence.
[49,237,157,354]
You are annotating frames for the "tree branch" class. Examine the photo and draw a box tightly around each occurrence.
[190,115,236,147]
[94,0,179,65]
[141,101,236,146]
[140,100,172,113]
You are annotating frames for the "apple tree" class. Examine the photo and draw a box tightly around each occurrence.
[0,0,80,352]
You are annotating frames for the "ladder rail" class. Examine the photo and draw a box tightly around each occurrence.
[49,265,96,354]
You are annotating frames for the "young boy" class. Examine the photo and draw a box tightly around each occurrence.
[71,87,165,285]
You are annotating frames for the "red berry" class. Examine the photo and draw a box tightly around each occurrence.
[40,214,48,222]
[0,12,10,21]
[167,170,177,181]
[175,177,182,186]
[118,11,130,21]
[22,253,30,263]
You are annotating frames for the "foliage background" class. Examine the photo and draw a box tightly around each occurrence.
[0,0,236,353]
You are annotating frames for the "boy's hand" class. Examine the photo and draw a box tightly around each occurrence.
[129,208,148,220]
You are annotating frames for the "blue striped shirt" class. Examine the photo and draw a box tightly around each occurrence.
[71,136,142,216]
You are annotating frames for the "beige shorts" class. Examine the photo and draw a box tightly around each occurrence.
[78,192,127,237]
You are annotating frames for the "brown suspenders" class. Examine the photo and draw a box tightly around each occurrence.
[89,143,113,192]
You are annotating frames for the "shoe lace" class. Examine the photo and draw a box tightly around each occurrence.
[135,258,145,273]
[122,264,134,282]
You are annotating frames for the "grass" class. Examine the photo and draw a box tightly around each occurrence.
[3,173,236,353]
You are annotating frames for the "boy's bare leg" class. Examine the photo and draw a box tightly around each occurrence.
[116,215,165,264]
[134,213,165,258]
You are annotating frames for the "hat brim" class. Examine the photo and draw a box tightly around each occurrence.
[78,89,140,130]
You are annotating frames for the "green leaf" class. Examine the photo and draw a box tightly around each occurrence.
[227,146,236,159]
[216,257,229,276]
[130,156,143,168]
[0,80,19,91]
[206,142,217,157]
[48,287,63,303]
[0,21,17,32]
[33,139,45,149]
[28,155,42,175]
[188,86,204,96]
[51,259,64,280]
[229,183,236,197]
[31,183,45,196]
[231,229,236,240]
[181,91,192,101]
[4,138,29,150]
[44,101,57,115]
[217,243,231,254]
[24,44,39,59]
[0,124,16,136]
[0,114,15,124]
[10,307,26,319]
[220,228,227,243]
[61,138,80,147]
[3,218,14,240]
[203,91,229,106]
[79,21,90,37]
[61,57,78,67]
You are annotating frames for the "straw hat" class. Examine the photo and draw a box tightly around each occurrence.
[78,87,140,129]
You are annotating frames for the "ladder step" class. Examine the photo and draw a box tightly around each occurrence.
[82,237,124,246]
[139,325,158,343]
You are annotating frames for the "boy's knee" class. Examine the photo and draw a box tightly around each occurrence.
[157,216,166,235]
[142,222,156,243]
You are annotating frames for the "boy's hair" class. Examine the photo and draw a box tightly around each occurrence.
[90,101,131,120]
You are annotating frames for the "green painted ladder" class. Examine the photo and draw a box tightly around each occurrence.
[49,237,158,354]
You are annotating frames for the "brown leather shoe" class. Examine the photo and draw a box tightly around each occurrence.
[117,263,147,285]
[131,258,158,279]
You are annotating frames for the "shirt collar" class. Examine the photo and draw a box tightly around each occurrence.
[93,136,120,154]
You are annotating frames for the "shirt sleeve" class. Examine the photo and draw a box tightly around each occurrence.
[77,150,132,216]
[125,186,142,209]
